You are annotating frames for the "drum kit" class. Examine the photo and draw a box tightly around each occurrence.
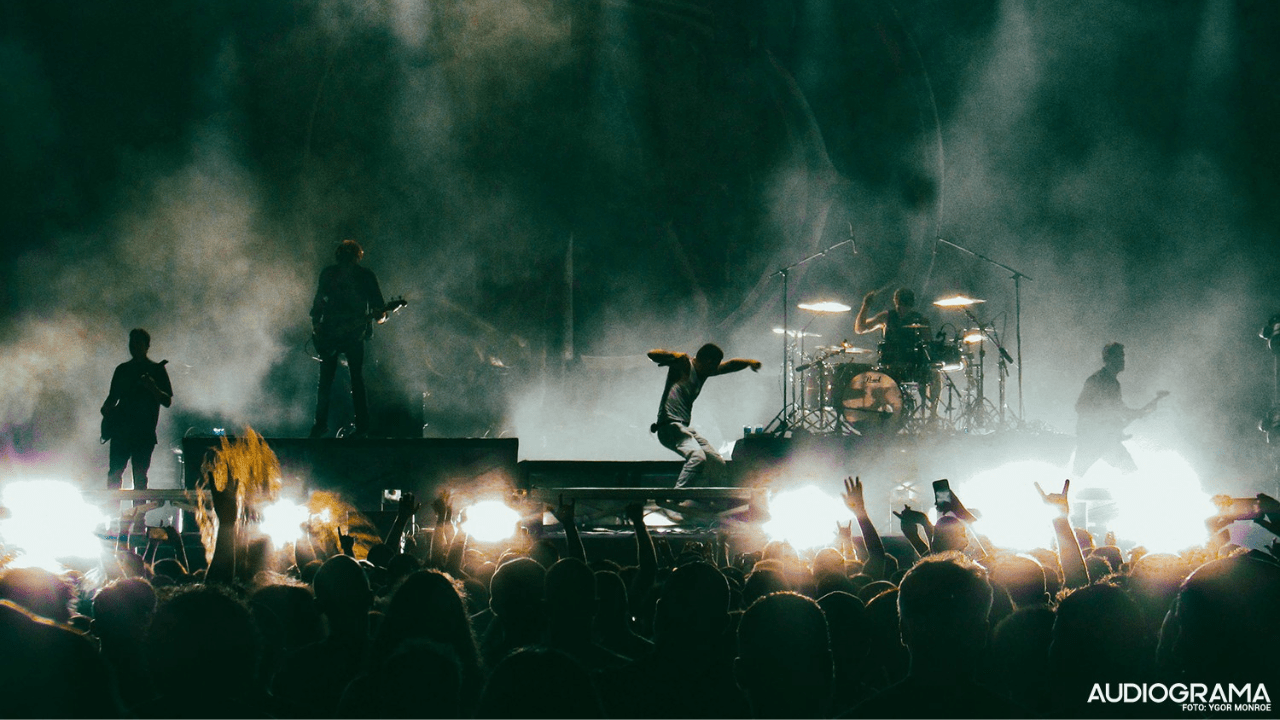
[776,294,1016,436]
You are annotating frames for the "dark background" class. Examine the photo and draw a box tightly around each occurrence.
[1,0,1277,493]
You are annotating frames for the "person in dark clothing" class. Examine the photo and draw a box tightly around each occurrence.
[1073,342,1167,475]
[101,328,172,490]
[310,239,387,438]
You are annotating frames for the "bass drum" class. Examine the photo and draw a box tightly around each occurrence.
[836,369,904,433]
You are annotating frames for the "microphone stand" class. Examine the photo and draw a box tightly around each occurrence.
[766,239,857,434]
[937,237,1032,422]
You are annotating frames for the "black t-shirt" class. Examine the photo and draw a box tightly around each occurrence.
[311,263,385,324]
[103,358,172,444]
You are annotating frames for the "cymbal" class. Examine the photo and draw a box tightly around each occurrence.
[933,295,986,308]
[826,345,872,354]
[903,323,929,329]
[962,331,984,344]
[797,301,851,313]
[772,328,822,338]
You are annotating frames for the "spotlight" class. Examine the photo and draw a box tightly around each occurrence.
[460,499,521,544]
[0,480,107,570]
[760,485,853,551]
[258,499,310,547]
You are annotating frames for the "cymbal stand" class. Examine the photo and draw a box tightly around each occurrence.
[962,307,1018,428]
[937,237,1032,422]
[765,239,856,435]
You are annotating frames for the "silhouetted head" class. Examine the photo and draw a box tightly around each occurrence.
[693,343,724,374]
[146,586,261,689]
[489,557,545,624]
[742,566,788,608]
[818,591,870,668]
[655,561,729,647]
[91,577,156,645]
[593,571,630,626]
[0,567,74,624]
[893,288,916,311]
[897,554,992,667]
[312,554,373,620]
[1091,545,1122,574]
[1050,583,1147,681]
[735,592,832,717]
[128,328,150,360]
[1102,342,1125,373]
[989,555,1049,608]
[335,239,364,264]
[1160,554,1280,685]
[476,647,604,718]
[379,570,479,671]
[932,516,969,552]
[545,558,597,624]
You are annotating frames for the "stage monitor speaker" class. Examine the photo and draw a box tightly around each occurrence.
[181,437,519,510]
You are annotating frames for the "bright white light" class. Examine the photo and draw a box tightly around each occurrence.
[959,462,1063,551]
[797,301,851,313]
[761,485,853,551]
[1084,444,1214,554]
[933,295,985,308]
[0,480,107,570]
[960,445,1215,554]
[643,510,676,527]
[259,499,310,547]
[460,499,521,544]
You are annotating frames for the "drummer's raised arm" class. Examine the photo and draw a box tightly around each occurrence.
[854,299,886,334]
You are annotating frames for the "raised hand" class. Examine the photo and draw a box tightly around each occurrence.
[842,476,866,514]
[397,491,421,521]
[1035,479,1071,518]
[338,527,355,557]
[431,490,452,525]
[210,472,239,522]
[748,360,762,372]
[550,494,576,527]
[836,520,854,545]
[892,505,930,528]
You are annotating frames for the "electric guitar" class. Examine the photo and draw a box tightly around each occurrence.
[313,297,407,355]
[100,359,170,443]
[1083,390,1170,444]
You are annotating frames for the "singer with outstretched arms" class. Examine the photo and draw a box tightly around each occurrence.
[648,344,761,488]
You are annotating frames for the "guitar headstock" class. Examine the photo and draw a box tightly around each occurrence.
[386,297,408,313]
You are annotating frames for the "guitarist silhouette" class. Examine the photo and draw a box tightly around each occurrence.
[310,239,393,438]
[1074,342,1168,475]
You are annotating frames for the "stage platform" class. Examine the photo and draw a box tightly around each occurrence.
[167,429,1074,527]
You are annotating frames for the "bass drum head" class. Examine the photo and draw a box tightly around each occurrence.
[838,370,904,432]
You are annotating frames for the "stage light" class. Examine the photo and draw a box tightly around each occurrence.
[460,499,521,544]
[957,461,1062,551]
[761,485,853,551]
[258,498,310,547]
[0,480,107,571]
[797,301,852,313]
[1088,444,1214,554]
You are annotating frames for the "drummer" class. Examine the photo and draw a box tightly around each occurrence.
[854,288,940,415]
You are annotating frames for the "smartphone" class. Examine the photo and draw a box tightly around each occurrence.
[933,479,953,512]
[382,489,402,503]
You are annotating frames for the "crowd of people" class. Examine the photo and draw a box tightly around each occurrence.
[1,475,1278,719]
